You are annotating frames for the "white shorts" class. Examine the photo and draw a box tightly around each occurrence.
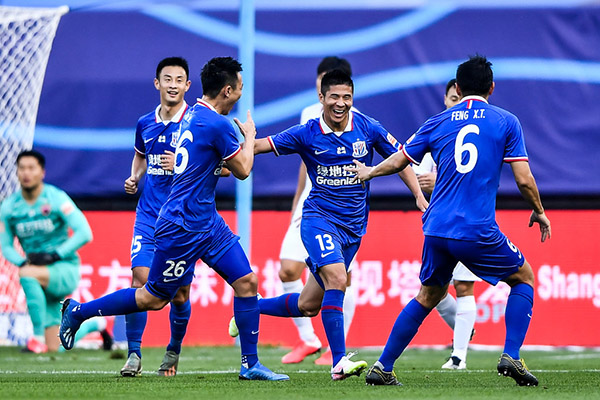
[279,216,309,263]
[452,262,482,282]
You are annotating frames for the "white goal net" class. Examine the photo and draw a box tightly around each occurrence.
[0,5,68,345]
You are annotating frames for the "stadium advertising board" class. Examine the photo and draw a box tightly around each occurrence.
[2,210,598,347]
[62,210,599,348]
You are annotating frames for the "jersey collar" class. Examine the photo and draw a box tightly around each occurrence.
[460,95,488,109]
[319,110,354,137]
[196,98,217,113]
[155,102,188,125]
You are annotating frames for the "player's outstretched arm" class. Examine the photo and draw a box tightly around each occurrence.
[254,138,273,155]
[347,151,410,183]
[124,152,146,194]
[510,161,551,242]
[397,167,428,212]
[229,110,256,179]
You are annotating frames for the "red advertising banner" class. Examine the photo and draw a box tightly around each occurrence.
[66,210,600,348]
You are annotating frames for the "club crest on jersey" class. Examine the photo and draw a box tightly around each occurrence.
[352,140,368,158]
[171,130,179,147]
[40,204,51,216]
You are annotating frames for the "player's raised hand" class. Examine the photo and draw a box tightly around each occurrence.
[233,110,256,140]
[160,150,175,171]
[529,211,551,242]
[345,159,373,183]
[124,176,139,195]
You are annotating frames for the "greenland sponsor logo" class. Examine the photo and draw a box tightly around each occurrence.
[315,163,361,187]
[147,167,173,176]
[538,264,600,308]
[147,153,174,176]
[214,160,225,176]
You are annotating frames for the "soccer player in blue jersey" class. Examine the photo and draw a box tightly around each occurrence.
[349,55,551,387]
[59,56,288,381]
[120,57,191,377]
[249,70,428,380]
[415,79,480,370]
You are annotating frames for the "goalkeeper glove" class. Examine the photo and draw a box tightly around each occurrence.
[26,252,61,266]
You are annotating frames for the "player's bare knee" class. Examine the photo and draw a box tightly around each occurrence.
[171,286,190,305]
[454,281,474,297]
[131,267,149,288]
[147,298,169,310]
[135,288,168,310]
[278,260,304,282]
[298,300,320,317]
[279,268,301,282]
[321,273,347,291]
[231,272,258,297]
[416,285,447,308]
[504,261,535,287]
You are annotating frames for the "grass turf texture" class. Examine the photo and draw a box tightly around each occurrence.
[1,346,599,400]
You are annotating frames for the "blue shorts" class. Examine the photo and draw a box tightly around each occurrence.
[130,219,156,269]
[301,217,361,289]
[421,231,525,287]
[146,215,248,300]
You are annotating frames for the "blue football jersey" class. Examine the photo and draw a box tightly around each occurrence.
[159,100,240,232]
[269,111,400,236]
[134,103,188,223]
[402,96,528,240]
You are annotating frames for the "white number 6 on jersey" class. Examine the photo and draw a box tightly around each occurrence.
[454,124,480,174]
[174,130,194,174]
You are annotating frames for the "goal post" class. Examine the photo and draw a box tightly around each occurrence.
[0,5,69,345]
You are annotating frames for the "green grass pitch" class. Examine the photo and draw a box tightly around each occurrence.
[1,346,599,400]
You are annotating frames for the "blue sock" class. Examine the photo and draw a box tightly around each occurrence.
[167,300,191,354]
[321,289,345,366]
[503,283,534,359]
[234,296,259,368]
[75,288,140,322]
[125,311,147,358]
[379,298,431,372]
[258,293,303,317]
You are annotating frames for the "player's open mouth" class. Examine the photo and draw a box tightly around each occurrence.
[333,109,346,116]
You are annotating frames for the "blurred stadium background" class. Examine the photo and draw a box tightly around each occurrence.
[1,0,599,350]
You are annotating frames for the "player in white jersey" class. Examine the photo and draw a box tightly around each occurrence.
[278,57,357,365]
[412,79,479,370]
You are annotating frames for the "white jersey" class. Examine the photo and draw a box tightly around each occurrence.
[411,153,480,282]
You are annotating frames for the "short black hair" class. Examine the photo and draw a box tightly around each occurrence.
[156,57,189,80]
[445,78,457,95]
[201,57,243,98]
[320,69,354,96]
[456,55,493,97]
[16,149,45,169]
[317,56,352,77]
